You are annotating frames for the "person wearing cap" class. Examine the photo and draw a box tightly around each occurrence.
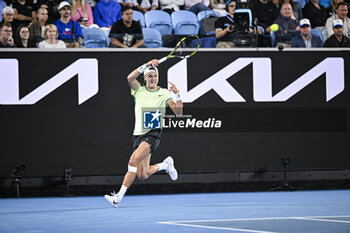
[291,18,323,47]
[54,1,84,48]
[104,59,183,208]
[324,18,350,46]
[325,2,350,39]
[273,2,300,47]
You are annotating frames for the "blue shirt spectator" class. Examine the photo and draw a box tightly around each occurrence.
[54,19,83,42]
[54,1,84,48]
[93,0,122,27]
[0,0,7,22]
[291,19,323,47]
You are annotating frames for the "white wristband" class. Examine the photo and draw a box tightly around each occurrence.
[175,93,182,101]
[137,64,147,73]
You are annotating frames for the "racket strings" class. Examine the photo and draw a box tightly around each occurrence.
[174,37,198,58]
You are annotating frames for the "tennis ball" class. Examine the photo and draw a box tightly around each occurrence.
[270,24,279,32]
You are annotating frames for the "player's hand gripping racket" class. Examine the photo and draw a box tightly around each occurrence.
[158,35,200,64]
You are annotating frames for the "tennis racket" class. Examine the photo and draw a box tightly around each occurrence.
[159,35,200,64]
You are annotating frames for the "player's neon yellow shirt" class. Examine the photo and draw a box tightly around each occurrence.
[132,85,172,135]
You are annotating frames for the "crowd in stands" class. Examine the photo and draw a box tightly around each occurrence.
[1,0,350,48]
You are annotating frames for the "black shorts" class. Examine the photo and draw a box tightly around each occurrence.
[132,129,162,154]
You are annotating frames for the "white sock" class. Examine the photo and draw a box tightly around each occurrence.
[117,185,127,199]
[157,161,168,171]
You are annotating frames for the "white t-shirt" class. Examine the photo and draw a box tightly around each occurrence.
[39,40,67,48]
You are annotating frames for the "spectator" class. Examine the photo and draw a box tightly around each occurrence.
[118,0,150,13]
[13,0,37,27]
[185,0,211,14]
[210,0,226,16]
[139,0,159,12]
[251,0,279,35]
[159,0,184,14]
[324,18,350,46]
[0,0,6,22]
[279,0,303,21]
[273,2,300,47]
[93,0,122,28]
[14,25,36,47]
[303,0,328,28]
[70,0,94,26]
[326,0,343,17]
[39,24,66,48]
[37,0,60,24]
[0,22,15,47]
[28,7,48,45]
[215,0,258,48]
[291,18,323,47]
[109,6,144,48]
[1,7,17,33]
[325,2,350,38]
[54,1,83,48]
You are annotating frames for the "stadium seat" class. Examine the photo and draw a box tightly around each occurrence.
[133,10,145,27]
[190,36,216,48]
[0,4,6,22]
[171,10,200,35]
[311,28,323,40]
[294,0,306,8]
[142,28,163,48]
[235,8,253,26]
[82,28,108,48]
[270,31,275,47]
[197,10,218,35]
[105,28,111,47]
[145,10,172,37]
[197,10,217,22]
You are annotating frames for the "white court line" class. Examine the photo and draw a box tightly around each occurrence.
[158,215,350,233]
[158,215,350,223]
[159,222,278,233]
[293,217,350,224]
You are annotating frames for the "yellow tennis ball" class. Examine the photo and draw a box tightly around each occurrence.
[270,24,279,32]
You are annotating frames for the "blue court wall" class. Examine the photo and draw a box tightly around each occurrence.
[0,49,349,177]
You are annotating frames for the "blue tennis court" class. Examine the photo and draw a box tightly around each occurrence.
[1,190,349,233]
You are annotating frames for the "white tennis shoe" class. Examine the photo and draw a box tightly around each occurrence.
[164,156,178,181]
[104,192,121,208]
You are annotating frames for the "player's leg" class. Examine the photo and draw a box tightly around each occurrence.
[137,154,178,181]
[123,141,151,187]
[104,142,150,208]
[137,153,157,180]
[136,136,178,181]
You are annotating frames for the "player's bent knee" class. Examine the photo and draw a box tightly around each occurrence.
[128,165,137,173]
[138,173,149,181]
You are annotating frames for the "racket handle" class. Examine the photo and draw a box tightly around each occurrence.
[158,57,167,64]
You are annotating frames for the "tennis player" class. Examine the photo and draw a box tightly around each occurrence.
[104,59,183,208]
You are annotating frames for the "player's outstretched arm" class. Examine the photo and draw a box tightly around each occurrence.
[127,59,159,90]
[168,81,183,116]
